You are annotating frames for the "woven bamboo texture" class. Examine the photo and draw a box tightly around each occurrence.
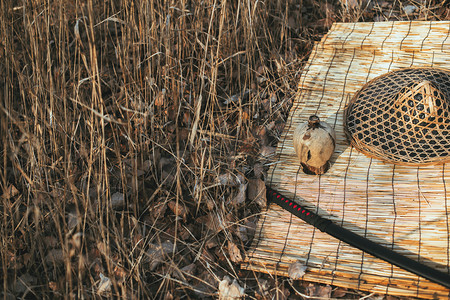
[345,67,450,166]
[243,21,450,299]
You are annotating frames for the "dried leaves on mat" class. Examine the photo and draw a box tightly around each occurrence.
[288,261,307,280]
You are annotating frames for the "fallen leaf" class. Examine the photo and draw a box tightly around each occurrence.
[196,213,224,233]
[237,219,257,243]
[44,249,64,266]
[288,261,307,280]
[70,232,83,250]
[193,270,217,298]
[173,263,196,281]
[260,146,276,158]
[228,241,243,263]
[239,136,258,156]
[223,89,251,105]
[206,236,219,248]
[307,283,332,298]
[253,163,264,178]
[132,233,144,248]
[111,192,125,208]
[237,224,249,242]
[91,257,104,275]
[97,273,112,296]
[247,179,266,207]
[160,157,176,184]
[379,1,390,8]
[261,99,271,111]
[149,200,167,222]
[48,281,59,292]
[343,0,359,9]
[43,235,58,248]
[164,292,174,300]
[403,5,417,16]
[181,263,196,275]
[155,89,166,106]
[200,248,214,262]
[179,127,190,141]
[274,122,285,134]
[22,252,32,267]
[67,207,79,230]
[331,287,348,298]
[254,125,269,147]
[77,254,88,274]
[241,110,250,120]
[177,223,192,240]
[232,183,247,205]
[217,173,245,186]
[147,240,176,271]
[204,194,215,210]
[182,111,191,126]
[256,69,267,84]
[254,279,270,299]
[13,273,37,294]
[114,265,128,280]
[167,200,188,220]
[2,184,19,199]
[265,121,275,131]
[96,241,108,256]
[218,276,245,300]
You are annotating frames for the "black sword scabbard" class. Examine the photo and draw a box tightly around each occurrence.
[266,186,450,289]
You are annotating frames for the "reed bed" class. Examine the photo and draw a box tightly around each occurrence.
[0,0,310,298]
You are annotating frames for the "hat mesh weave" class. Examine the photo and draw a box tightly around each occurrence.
[344,68,450,165]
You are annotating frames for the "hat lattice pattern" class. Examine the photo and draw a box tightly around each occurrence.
[345,68,450,165]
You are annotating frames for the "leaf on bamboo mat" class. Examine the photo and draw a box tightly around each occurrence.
[288,261,307,280]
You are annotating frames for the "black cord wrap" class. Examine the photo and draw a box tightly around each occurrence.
[266,186,450,289]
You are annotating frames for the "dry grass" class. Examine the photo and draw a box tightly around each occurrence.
[0,0,449,299]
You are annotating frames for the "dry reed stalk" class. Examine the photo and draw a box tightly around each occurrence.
[0,0,307,298]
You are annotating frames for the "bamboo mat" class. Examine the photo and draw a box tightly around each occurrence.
[243,21,450,299]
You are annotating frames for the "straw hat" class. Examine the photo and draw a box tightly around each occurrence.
[293,115,336,175]
[344,67,450,165]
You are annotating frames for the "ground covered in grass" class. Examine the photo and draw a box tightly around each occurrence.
[1,0,449,299]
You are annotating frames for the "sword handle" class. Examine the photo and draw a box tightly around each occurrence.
[266,186,450,289]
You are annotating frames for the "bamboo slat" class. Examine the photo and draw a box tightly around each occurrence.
[243,21,450,299]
